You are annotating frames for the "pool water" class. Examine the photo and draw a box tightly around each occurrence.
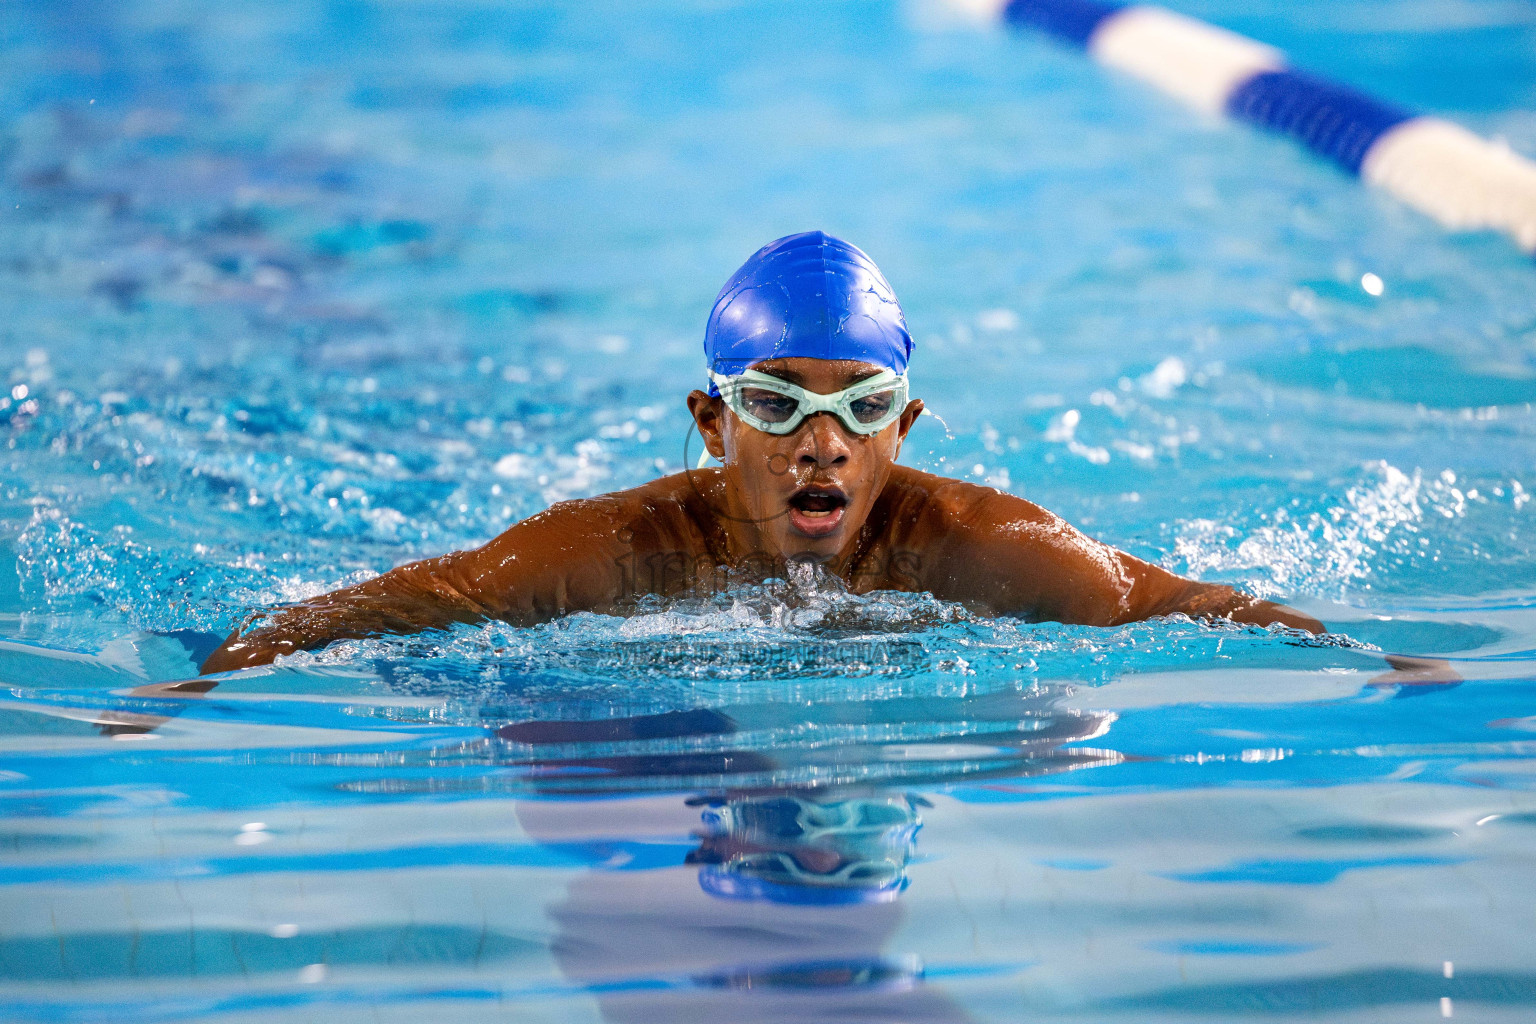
[3,0,1536,1020]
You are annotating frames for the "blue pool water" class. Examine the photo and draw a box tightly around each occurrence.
[3,0,1536,1020]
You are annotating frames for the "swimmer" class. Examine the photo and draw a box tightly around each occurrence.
[200,230,1325,674]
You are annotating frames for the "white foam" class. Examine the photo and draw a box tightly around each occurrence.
[1362,117,1536,253]
[1088,6,1285,115]
[1139,356,1188,399]
[937,0,1012,22]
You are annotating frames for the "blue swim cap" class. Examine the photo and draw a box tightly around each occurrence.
[704,231,913,395]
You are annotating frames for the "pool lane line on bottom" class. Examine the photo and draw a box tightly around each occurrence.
[948,0,1536,260]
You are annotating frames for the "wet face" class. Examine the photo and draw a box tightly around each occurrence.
[687,357,924,565]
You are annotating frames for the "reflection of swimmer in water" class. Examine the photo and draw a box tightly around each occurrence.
[518,789,974,1023]
[500,691,1117,1023]
[202,229,1327,673]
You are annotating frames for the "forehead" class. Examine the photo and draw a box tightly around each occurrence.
[747,357,887,392]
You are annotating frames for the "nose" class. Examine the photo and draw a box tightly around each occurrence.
[794,412,852,469]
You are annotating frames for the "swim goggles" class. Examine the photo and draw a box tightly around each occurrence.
[708,368,909,437]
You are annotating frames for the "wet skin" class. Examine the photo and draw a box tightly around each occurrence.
[200,357,1326,674]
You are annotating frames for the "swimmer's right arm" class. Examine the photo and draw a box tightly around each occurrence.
[199,498,627,674]
[198,552,502,674]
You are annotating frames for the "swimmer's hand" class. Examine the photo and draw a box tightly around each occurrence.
[1368,653,1462,692]
[200,634,304,674]
[1177,590,1326,635]
[94,679,222,733]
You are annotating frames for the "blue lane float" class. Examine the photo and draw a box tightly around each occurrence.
[953,0,1536,256]
[1224,70,1411,176]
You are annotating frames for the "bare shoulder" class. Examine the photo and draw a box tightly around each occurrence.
[451,471,715,617]
[885,465,1064,542]
[503,471,697,529]
[603,468,711,516]
[604,469,718,538]
[509,469,720,557]
[883,467,1127,619]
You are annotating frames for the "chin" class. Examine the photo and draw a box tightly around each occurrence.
[787,508,865,559]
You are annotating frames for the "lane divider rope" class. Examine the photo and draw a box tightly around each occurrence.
[951,0,1536,257]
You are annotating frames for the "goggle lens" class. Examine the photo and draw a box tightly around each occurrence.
[849,388,900,425]
[738,387,800,425]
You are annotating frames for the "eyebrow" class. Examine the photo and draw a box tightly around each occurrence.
[759,366,884,388]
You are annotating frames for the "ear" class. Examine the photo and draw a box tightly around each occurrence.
[890,399,921,463]
[686,390,727,460]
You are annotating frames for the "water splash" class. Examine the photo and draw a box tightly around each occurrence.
[1169,460,1526,601]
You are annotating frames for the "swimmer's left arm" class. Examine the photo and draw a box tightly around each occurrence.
[937,488,1324,633]
[1109,550,1325,633]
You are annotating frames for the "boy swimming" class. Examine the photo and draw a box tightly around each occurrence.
[199,230,1323,674]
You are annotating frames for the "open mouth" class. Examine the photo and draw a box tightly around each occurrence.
[787,486,848,538]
